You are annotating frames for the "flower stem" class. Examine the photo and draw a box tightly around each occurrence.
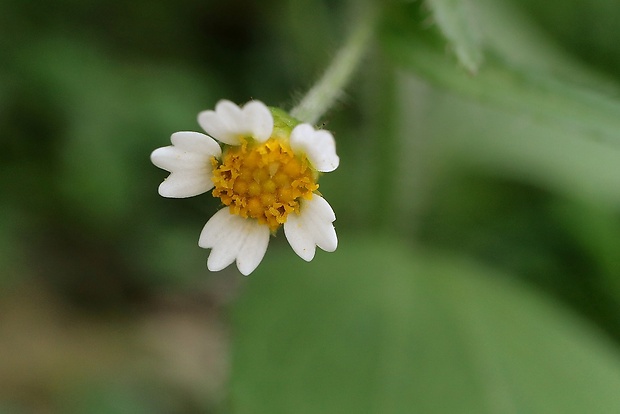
[290,3,378,125]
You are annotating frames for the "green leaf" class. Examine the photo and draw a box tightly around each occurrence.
[425,0,483,73]
[380,3,620,206]
[382,0,620,149]
[384,31,620,148]
[229,237,620,413]
[392,72,620,207]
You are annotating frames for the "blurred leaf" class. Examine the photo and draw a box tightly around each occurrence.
[11,36,218,231]
[393,73,620,207]
[0,403,29,414]
[61,383,157,414]
[515,0,620,75]
[382,0,620,148]
[469,0,618,90]
[379,1,620,209]
[425,0,483,73]
[230,236,620,413]
[384,31,620,147]
[549,200,620,304]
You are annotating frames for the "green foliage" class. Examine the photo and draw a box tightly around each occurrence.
[231,239,620,413]
[425,0,483,73]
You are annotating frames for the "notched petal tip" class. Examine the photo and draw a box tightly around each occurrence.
[199,209,270,275]
[198,101,243,146]
[150,146,173,170]
[157,171,214,198]
[242,100,273,142]
[318,224,338,252]
[284,195,337,261]
[290,124,340,173]
[169,131,222,157]
[284,217,317,262]
[151,132,217,198]
[197,99,274,146]
[199,208,234,249]
[150,145,216,173]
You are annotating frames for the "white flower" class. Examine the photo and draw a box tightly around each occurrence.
[151,99,339,275]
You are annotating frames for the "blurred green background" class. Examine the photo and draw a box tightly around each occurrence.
[3,0,620,412]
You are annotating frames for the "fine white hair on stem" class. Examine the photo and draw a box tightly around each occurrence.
[290,2,377,125]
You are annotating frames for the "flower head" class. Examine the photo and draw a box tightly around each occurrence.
[151,99,339,275]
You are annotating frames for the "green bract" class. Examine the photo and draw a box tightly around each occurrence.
[269,107,302,140]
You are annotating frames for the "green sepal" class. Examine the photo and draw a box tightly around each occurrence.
[269,107,301,140]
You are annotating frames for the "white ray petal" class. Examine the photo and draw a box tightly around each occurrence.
[198,100,244,145]
[199,209,270,275]
[150,146,213,172]
[215,99,244,130]
[197,110,240,146]
[170,131,221,157]
[236,223,271,275]
[198,100,273,146]
[242,100,273,142]
[284,195,337,261]
[289,124,340,172]
[284,217,316,261]
[157,170,214,198]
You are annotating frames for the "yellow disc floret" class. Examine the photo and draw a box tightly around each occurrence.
[211,138,318,231]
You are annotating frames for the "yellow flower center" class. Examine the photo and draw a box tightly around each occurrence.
[211,138,318,231]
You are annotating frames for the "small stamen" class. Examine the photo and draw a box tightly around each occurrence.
[211,138,318,231]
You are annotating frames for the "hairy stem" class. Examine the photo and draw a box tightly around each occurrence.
[290,3,377,124]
